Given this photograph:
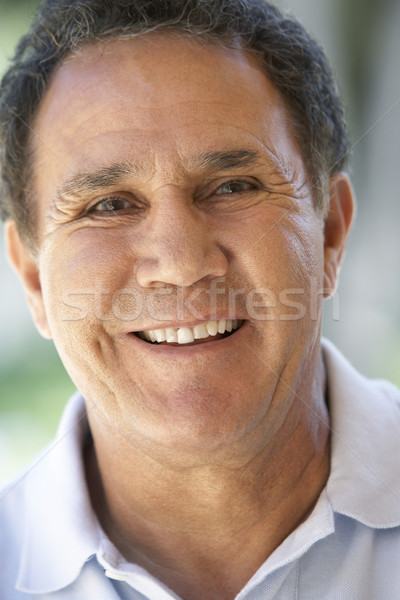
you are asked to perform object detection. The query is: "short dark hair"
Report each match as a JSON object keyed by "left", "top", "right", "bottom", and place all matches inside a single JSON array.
[{"left": 0, "top": 0, "right": 350, "bottom": 249}]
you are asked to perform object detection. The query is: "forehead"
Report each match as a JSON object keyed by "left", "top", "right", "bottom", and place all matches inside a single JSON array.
[{"left": 32, "top": 34, "right": 304, "bottom": 199}]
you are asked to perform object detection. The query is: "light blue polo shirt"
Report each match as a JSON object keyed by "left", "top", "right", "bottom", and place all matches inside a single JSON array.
[{"left": 1, "top": 339, "right": 400, "bottom": 599}]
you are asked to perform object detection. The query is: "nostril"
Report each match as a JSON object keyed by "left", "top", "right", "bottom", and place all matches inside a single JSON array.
[{"left": 134, "top": 227, "right": 229, "bottom": 289}]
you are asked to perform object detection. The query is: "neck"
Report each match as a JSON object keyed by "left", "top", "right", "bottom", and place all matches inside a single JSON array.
[{"left": 86, "top": 355, "right": 330, "bottom": 600}]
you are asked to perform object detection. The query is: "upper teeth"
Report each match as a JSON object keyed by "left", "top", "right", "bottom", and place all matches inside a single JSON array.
[{"left": 138, "top": 319, "right": 243, "bottom": 344}]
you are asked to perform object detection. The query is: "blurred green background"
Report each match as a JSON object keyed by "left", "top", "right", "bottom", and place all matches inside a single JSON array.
[
  {"left": 0, "top": 0, "right": 75, "bottom": 484},
  {"left": 0, "top": 0, "right": 399, "bottom": 483}
]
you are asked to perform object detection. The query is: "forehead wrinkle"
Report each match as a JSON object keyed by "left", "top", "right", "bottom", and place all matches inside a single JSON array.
[{"left": 52, "top": 141, "right": 302, "bottom": 214}]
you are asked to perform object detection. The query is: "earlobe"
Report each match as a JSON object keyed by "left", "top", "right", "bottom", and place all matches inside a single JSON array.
[
  {"left": 5, "top": 220, "right": 52, "bottom": 339},
  {"left": 323, "top": 172, "right": 355, "bottom": 298}
]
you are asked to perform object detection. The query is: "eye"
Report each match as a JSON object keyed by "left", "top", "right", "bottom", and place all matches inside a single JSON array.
[
  {"left": 89, "top": 195, "right": 131, "bottom": 214},
  {"left": 215, "top": 180, "right": 257, "bottom": 195}
]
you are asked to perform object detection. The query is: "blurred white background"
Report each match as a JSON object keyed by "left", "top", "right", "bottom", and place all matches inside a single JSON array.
[{"left": 1, "top": 0, "right": 399, "bottom": 483}]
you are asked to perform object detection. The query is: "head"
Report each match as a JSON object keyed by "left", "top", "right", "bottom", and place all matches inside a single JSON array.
[
  {"left": 1, "top": 1, "right": 354, "bottom": 465},
  {"left": 0, "top": 0, "right": 350, "bottom": 251}
]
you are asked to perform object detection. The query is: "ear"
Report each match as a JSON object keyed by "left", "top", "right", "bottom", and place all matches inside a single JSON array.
[
  {"left": 5, "top": 220, "right": 52, "bottom": 339},
  {"left": 323, "top": 172, "right": 355, "bottom": 298}
]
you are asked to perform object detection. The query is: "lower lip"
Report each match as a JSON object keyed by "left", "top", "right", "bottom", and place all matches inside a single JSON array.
[{"left": 126, "top": 320, "right": 250, "bottom": 357}]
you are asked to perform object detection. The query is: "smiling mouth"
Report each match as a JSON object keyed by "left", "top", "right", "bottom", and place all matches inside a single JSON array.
[{"left": 135, "top": 319, "right": 244, "bottom": 346}]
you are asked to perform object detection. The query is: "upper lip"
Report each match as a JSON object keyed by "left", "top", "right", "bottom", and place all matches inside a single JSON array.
[{"left": 127, "top": 316, "right": 246, "bottom": 333}]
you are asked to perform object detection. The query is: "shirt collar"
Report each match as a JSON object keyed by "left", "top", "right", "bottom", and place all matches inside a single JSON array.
[
  {"left": 16, "top": 392, "right": 100, "bottom": 594},
  {"left": 16, "top": 340, "right": 400, "bottom": 593},
  {"left": 323, "top": 338, "right": 400, "bottom": 527}
]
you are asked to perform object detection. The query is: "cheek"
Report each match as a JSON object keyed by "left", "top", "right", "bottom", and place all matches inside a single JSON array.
[
  {"left": 229, "top": 210, "right": 324, "bottom": 288},
  {"left": 226, "top": 210, "right": 324, "bottom": 327},
  {"left": 39, "top": 245, "right": 125, "bottom": 400},
  {"left": 37, "top": 233, "right": 138, "bottom": 392},
  {"left": 272, "top": 219, "right": 324, "bottom": 330},
  {"left": 41, "top": 229, "right": 136, "bottom": 326},
  {"left": 278, "top": 218, "right": 325, "bottom": 284}
]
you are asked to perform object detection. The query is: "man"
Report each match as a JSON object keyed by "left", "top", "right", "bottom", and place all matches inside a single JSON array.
[{"left": 0, "top": 1, "right": 399, "bottom": 598}]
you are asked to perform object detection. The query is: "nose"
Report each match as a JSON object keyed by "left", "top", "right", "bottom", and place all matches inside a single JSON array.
[{"left": 135, "top": 195, "right": 229, "bottom": 288}]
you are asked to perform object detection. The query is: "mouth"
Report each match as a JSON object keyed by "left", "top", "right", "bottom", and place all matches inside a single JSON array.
[{"left": 135, "top": 319, "right": 244, "bottom": 346}]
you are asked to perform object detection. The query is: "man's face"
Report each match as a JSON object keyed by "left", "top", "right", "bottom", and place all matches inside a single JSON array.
[{"left": 23, "top": 35, "right": 329, "bottom": 462}]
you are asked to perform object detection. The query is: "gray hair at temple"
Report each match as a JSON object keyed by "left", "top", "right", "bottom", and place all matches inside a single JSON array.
[{"left": 0, "top": 0, "right": 350, "bottom": 250}]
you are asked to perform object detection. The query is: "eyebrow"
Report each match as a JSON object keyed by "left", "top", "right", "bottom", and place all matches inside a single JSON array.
[
  {"left": 194, "top": 149, "right": 261, "bottom": 171},
  {"left": 56, "top": 148, "right": 266, "bottom": 205},
  {"left": 58, "top": 162, "right": 137, "bottom": 199}
]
